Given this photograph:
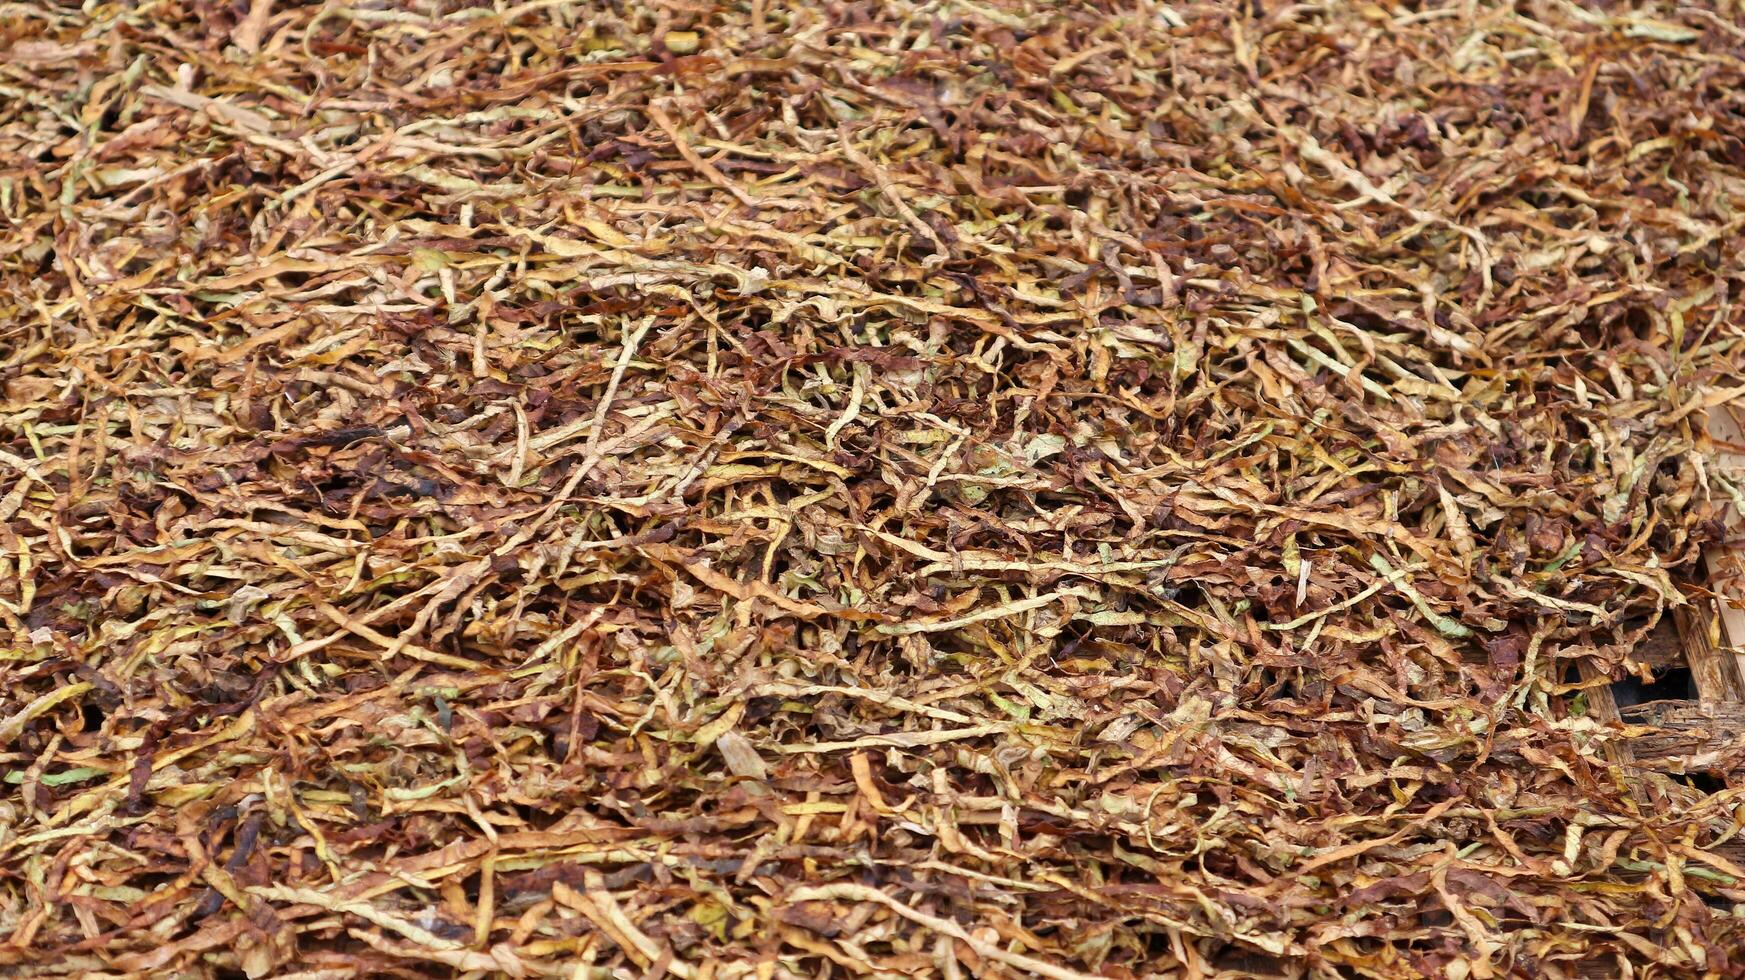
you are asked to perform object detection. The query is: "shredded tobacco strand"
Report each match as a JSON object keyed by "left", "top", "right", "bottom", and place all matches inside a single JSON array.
[{"left": 3, "top": 1, "right": 1745, "bottom": 977}]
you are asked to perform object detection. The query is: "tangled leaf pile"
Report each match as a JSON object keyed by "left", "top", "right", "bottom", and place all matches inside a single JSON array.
[{"left": 7, "top": 0, "right": 1745, "bottom": 976}]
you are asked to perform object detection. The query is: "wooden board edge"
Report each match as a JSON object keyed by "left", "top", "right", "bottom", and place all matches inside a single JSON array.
[{"left": 1702, "top": 405, "right": 1745, "bottom": 682}]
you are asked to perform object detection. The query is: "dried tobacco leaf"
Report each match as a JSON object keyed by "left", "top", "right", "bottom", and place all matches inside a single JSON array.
[{"left": 3, "top": 1, "right": 1745, "bottom": 977}]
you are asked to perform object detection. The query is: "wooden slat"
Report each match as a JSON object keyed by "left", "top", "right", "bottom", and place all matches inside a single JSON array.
[
  {"left": 1674, "top": 600, "right": 1745, "bottom": 704},
  {"left": 1617, "top": 702, "right": 1745, "bottom": 766},
  {"left": 1702, "top": 406, "right": 1745, "bottom": 666},
  {"left": 1575, "top": 660, "right": 1631, "bottom": 766},
  {"left": 1626, "top": 618, "right": 1686, "bottom": 670},
  {"left": 1579, "top": 408, "right": 1745, "bottom": 773}
]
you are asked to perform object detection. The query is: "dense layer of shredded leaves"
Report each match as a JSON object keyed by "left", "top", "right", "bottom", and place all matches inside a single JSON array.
[{"left": 6, "top": 1, "right": 1745, "bottom": 976}]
